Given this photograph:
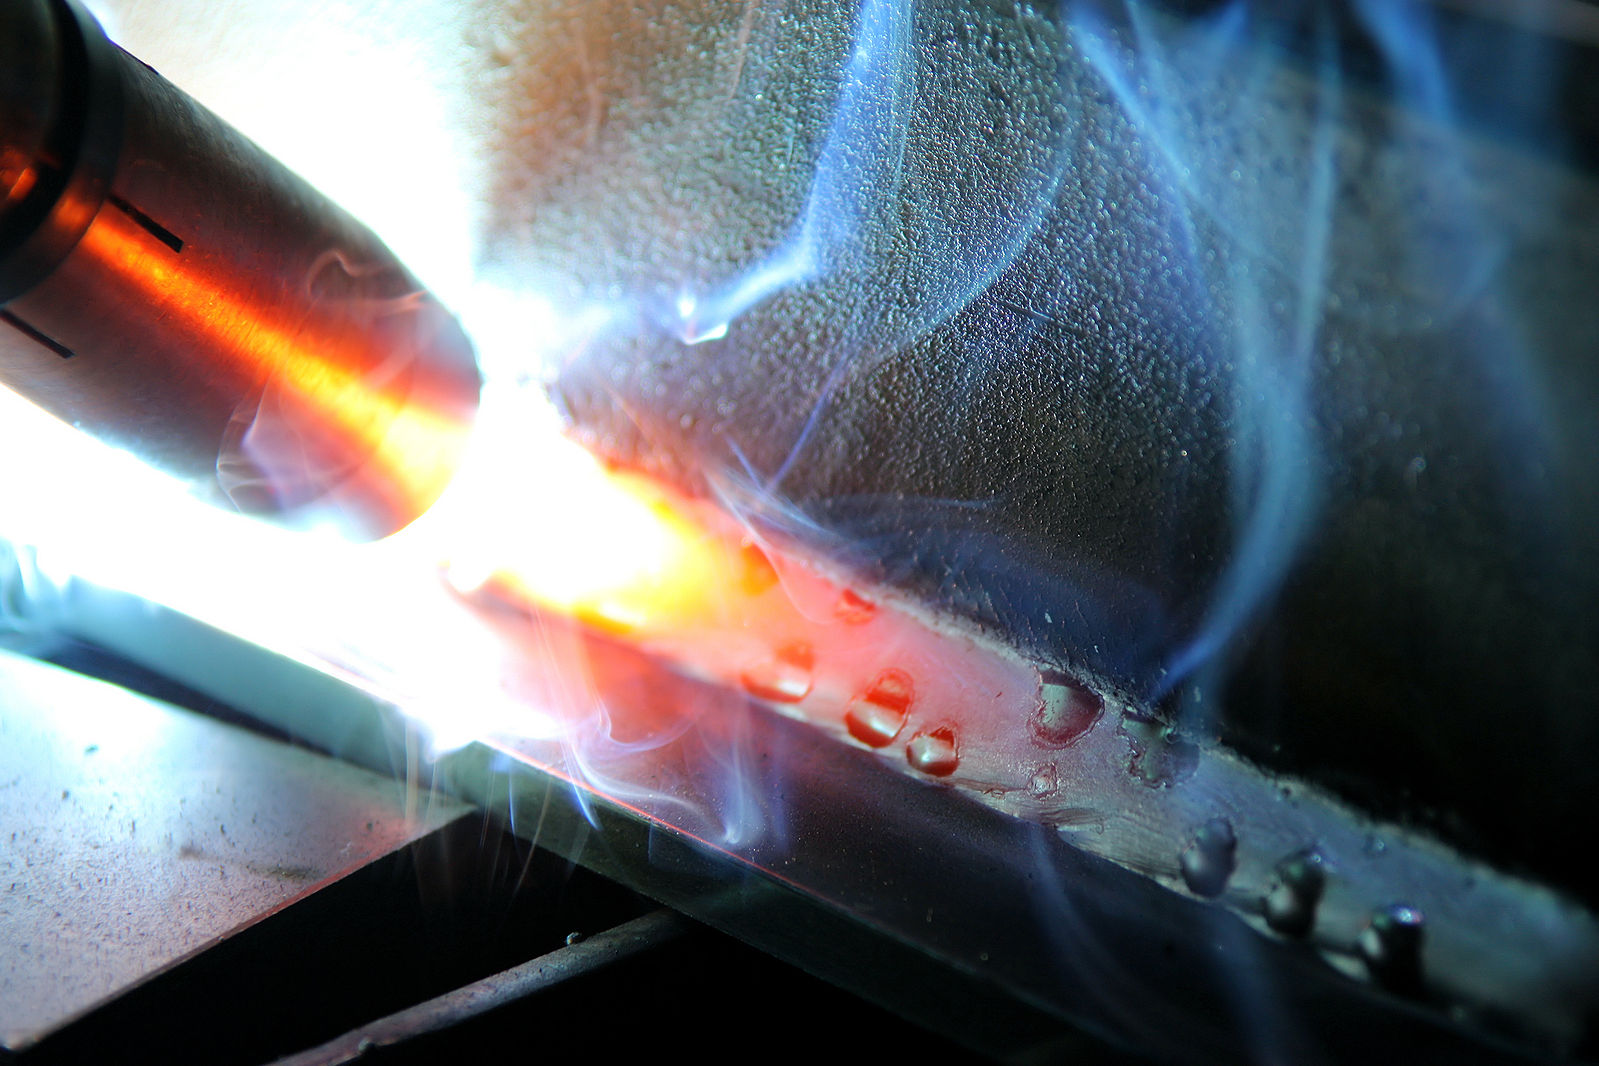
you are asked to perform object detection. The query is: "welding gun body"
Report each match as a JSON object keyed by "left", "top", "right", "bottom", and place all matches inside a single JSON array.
[{"left": 1, "top": 0, "right": 480, "bottom": 539}]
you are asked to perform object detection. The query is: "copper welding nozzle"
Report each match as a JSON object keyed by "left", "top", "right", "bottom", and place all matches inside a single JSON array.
[{"left": 0, "top": 0, "right": 480, "bottom": 540}]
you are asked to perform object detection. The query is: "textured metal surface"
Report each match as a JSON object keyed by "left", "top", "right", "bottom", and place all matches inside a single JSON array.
[
  {"left": 0, "top": 648, "right": 469, "bottom": 1052},
  {"left": 524, "top": 0, "right": 1599, "bottom": 905}
]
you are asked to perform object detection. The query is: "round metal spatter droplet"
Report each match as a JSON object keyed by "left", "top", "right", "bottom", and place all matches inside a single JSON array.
[
  {"left": 845, "top": 669, "right": 914, "bottom": 748},
  {"left": 1118, "top": 714, "right": 1199, "bottom": 788},
  {"left": 1263, "top": 849, "right": 1326, "bottom": 938},
  {"left": 1031, "top": 670, "right": 1104, "bottom": 748},
  {"left": 1179, "top": 818, "right": 1237, "bottom": 898},
  {"left": 740, "top": 641, "right": 815, "bottom": 704},
  {"left": 834, "top": 588, "right": 878, "bottom": 624},
  {"left": 906, "top": 727, "right": 960, "bottom": 777},
  {"left": 1358, "top": 904, "right": 1425, "bottom": 994},
  {"left": 738, "top": 542, "right": 779, "bottom": 595}
]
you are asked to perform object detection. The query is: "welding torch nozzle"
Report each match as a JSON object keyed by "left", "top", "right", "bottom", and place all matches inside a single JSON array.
[{"left": 1, "top": 0, "right": 481, "bottom": 540}]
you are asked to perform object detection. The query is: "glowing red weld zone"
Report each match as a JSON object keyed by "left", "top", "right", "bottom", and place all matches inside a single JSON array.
[
  {"left": 452, "top": 461, "right": 1105, "bottom": 808},
  {"left": 437, "top": 449, "right": 1599, "bottom": 1042}
]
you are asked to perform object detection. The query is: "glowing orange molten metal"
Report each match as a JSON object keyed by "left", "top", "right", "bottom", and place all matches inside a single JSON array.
[
  {"left": 444, "top": 432, "right": 740, "bottom": 637},
  {"left": 442, "top": 417, "right": 1047, "bottom": 795}
]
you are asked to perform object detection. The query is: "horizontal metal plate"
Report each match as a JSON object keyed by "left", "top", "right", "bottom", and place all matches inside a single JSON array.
[{"left": 0, "top": 649, "right": 469, "bottom": 1051}]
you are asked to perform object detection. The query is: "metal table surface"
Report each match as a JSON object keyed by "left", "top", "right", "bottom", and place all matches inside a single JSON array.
[{"left": 0, "top": 649, "right": 470, "bottom": 1053}]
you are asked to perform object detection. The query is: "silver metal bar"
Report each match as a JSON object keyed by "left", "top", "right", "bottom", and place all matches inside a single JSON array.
[{"left": 267, "top": 909, "right": 687, "bottom": 1066}]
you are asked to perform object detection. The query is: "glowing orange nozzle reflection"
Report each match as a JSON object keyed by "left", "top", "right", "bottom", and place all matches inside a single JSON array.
[
  {"left": 0, "top": 17, "right": 480, "bottom": 542},
  {"left": 70, "top": 212, "right": 479, "bottom": 539}
]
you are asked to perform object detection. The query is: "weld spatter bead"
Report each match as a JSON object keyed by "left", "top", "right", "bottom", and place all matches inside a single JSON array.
[
  {"left": 1263, "top": 849, "right": 1326, "bottom": 938},
  {"left": 1118, "top": 716, "right": 1200, "bottom": 788},
  {"left": 740, "top": 641, "right": 814, "bottom": 704},
  {"left": 845, "top": 669, "right": 915, "bottom": 748},
  {"left": 1031, "top": 670, "right": 1104, "bottom": 748},
  {"left": 835, "top": 588, "right": 878, "bottom": 624},
  {"left": 906, "top": 727, "right": 960, "bottom": 777},
  {"left": 862, "top": 668, "right": 913, "bottom": 712},
  {"left": 1179, "top": 818, "right": 1237, "bottom": 898},
  {"left": 846, "top": 703, "right": 904, "bottom": 747},
  {"left": 739, "top": 542, "right": 779, "bottom": 595},
  {"left": 1359, "top": 904, "right": 1425, "bottom": 995}
]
